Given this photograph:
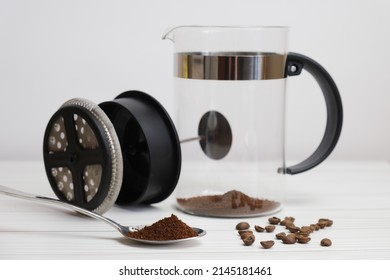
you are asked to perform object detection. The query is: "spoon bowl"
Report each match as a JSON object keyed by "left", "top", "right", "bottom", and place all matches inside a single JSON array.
[
  {"left": 0, "top": 185, "right": 206, "bottom": 244},
  {"left": 126, "top": 226, "right": 206, "bottom": 244}
]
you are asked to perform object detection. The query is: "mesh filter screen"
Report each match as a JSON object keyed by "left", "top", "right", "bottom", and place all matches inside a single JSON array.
[{"left": 47, "top": 114, "right": 102, "bottom": 203}]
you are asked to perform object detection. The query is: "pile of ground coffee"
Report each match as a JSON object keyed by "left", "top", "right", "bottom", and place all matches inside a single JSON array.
[
  {"left": 127, "top": 214, "right": 198, "bottom": 241},
  {"left": 177, "top": 190, "right": 280, "bottom": 217}
]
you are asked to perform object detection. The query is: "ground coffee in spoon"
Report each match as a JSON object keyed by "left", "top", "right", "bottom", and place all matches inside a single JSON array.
[{"left": 127, "top": 214, "right": 198, "bottom": 241}]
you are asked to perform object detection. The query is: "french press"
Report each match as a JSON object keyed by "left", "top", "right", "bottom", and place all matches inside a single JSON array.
[
  {"left": 42, "top": 26, "right": 342, "bottom": 218},
  {"left": 163, "top": 26, "right": 343, "bottom": 217}
]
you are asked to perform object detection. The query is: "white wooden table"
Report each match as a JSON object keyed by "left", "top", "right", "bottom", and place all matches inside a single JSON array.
[{"left": 0, "top": 160, "right": 389, "bottom": 260}]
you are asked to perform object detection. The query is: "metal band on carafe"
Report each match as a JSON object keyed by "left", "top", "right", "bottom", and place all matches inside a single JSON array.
[{"left": 174, "top": 52, "right": 286, "bottom": 80}]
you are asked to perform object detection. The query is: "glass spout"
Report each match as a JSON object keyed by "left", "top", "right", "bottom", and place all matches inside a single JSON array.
[
  {"left": 162, "top": 26, "right": 182, "bottom": 42},
  {"left": 162, "top": 28, "right": 173, "bottom": 41},
  {"left": 162, "top": 25, "right": 200, "bottom": 42}
]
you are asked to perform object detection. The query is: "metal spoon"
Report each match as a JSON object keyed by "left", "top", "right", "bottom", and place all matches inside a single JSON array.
[{"left": 0, "top": 185, "right": 206, "bottom": 244}]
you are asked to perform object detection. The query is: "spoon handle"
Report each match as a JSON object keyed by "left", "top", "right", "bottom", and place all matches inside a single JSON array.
[{"left": 0, "top": 184, "right": 123, "bottom": 233}]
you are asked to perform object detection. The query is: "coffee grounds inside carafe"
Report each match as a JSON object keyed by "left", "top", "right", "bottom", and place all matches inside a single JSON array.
[{"left": 177, "top": 190, "right": 280, "bottom": 217}]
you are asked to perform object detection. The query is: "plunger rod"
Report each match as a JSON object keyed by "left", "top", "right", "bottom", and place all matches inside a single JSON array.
[{"left": 180, "top": 136, "right": 204, "bottom": 144}]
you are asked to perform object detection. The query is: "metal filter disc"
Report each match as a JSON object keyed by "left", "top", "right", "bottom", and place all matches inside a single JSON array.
[{"left": 43, "top": 98, "right": 123, "bottom": 214}]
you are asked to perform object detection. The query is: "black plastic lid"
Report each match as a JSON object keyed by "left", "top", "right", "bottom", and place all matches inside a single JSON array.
[{"left": 99, "top": 90, "right": 181, "bottom": 205}]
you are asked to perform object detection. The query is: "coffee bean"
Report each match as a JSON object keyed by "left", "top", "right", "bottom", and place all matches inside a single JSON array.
[
  {"left": 297, "top": 236, "right": 311, "bottom": 244},
  {"left": 236, "top": 222, "right": 250, "bottom": 230},
  {"left": 238, "top": 230, "right": 253, "bottom": 236},
  {"left": 240, "top": 231, "right": 254, "bottom": 240},
  {"left": 279, "top": 220, "right": 288, "bottom": 226},
  {"left": 318, "top": 222, "right": 327, "bottom": 229},
  {"left": 319, "top": 218, "right": 333, "bottom": 227},
  {"left": 260, "top": 240, "right": 275, "bottom": 249},
  {"left": 280, "top": 216, "right": 294, "bottom": 226},
  {"left": 265, "top": 225, "right": 276, "bottom": 232},
  {"left": 321, "top": 238, "right": 332, "bottom": 247},
  {"left": 254, "top": 225, "right": 265, "bottom": 232},
  {"left": 275, "top": 232, "right": 286, "bottom": 240},
  {"left": 310, "top": 224, "right": 320, "bottom": 231},
  {"left": 282, "top": 234, "right": 297, "bottom": 244},
  {"left": 300, "top": 226, "right": 313, "bottom": 234},
  {"left": 284, "top": 216, "right": 295, "bottom": 223},
  {"left": 288, "top": 225, "right": 301, "bottom": 233},
  {"left": 268, "top": 217, "right": 281, "bottom": 225},
  {"left": 242, "top": 234, "right": 255, "bottom": 246},
  {"left": 295, "top": 232, "right": 309, "bottom": 239}
]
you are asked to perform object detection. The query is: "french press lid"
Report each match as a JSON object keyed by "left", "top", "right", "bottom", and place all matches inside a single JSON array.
[
  {"left": 100, "top": 91, "right": 181, "bottom": 205},
  {"left": 43, "top": 90, "right": 181, "bottom": 213}
]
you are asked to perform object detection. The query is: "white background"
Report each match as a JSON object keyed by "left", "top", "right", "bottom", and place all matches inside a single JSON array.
[{"left": 0, "top": 0, "right": 389, "bottom": 162}]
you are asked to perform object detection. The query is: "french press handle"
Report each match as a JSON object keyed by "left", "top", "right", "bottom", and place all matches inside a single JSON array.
[{"left": 284, "top": 52, "right": 343, "bottom": 175}]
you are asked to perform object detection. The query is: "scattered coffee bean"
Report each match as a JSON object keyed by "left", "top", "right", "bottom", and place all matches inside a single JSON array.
[
  {"left": 236, "top": 222, "right": 250, "bottom": 230},
  {"left": 260, "top": 240, "right": 275, "bottom": 249},
  {"left": 238, "top": 230, "right": 253, "bottom": 236},
  {"left": 297, "top": 236, "right": 311, "bottom": 244},
  {"left": 265, "top": 225, "right": 276, "bottom": 232},
  {"left": 240, "top": 231, "right": 254, "bottom": 240},
  {"left": 268, "top": 217, "right": 281, "bottom": 225},
  {"left": 279, "top": 220, "right": 287, "bottom": 226},
  {"left": 321, "top": 238, "right": 332, "bottom": 247},
  {"left": 317, "top": 221, "right": 327, "bottom": 229},
  {"left": 310, "top": 224, "right": 320, "bottom": 231},
  {"left": 319, "top": 218, "right": 333, "bottom": 227},
  {"left": 254, "top": 225, "right": 265, "bottom": 232},
  {"left": 295, "top": 232, "right": 309, "bottom": 239},
  {"left": 300, "top": 226, "right": 313, "bottom": 234},
  {"left": 282, "top": 233, "right": 297, "bottom": 244},
  {"left": 238, "top": 229, "right": 253, "bottom": 235},
  {"left": 284, "top": 222, "right": 293, "bottom": 229},
  {"left": 234, "top": 215, "right": 333, "bottom": 248},
  {"left": 275, "top": 232, "right": 286, "bottom": 240},
  {"left": 284, "top": 216, "right": 295, "bottom": 223},
  {"left": 288, "top": 225, "right": 301, "bottom": 233},
  {"left": 242, "top": 234, "right": 255, "bottom": 246},
  {"left": 279, "top": 216, "right": 293, "bottom": 226}
]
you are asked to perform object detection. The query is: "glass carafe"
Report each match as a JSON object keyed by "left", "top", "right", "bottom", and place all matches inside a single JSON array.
[{"left": 163, "top": 26, "right": 343, "bottom": 217}]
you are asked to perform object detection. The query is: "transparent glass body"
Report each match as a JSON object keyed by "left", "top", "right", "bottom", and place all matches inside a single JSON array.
[{"left": 164, "top": 26, "right": 289, "bottom": 217}]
